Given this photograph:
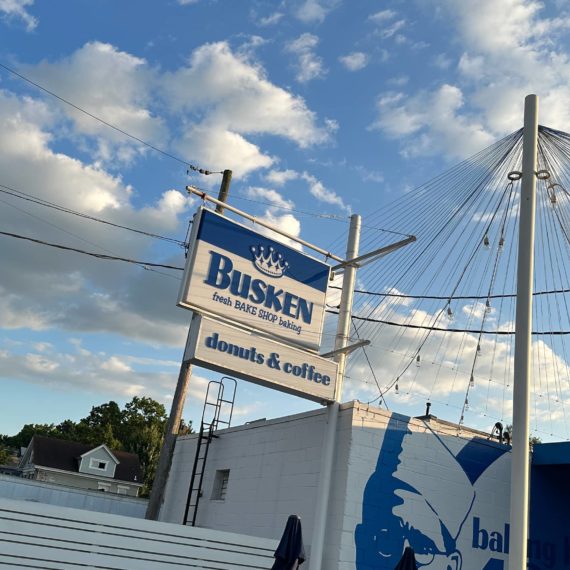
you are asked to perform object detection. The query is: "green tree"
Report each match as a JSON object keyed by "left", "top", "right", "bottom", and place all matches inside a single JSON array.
[
  {"left": 4, "top": 423, "right": 59, "bottom": 448},
  {"left": 503, "top": 424, "right": 542, "bottom": 447},
  {"left": 0, "top": 445, "right": 11, "bottom": 465},
  {"left": 4, "top": 397, "right": 182, "bottom": 497},
  {"left": 119, "top": 397, "right": 168, "bottom": 495}
]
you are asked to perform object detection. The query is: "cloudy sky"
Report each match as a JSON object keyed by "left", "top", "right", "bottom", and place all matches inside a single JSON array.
[{"left": 1, "top": 0, "right": 570, "bottom": 440}]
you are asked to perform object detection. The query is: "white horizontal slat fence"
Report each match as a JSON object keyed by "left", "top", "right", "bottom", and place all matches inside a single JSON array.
[{"left": 0, "top": 498, "right": 278, "bottom": 569}]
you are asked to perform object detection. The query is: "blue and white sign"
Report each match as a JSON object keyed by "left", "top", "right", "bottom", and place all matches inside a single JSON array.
[
  {"left": 184, "top": 314, "right": 338, "bottom": 403},
  {"left": 178, "top": 207, "right": 331, "bottom": 351}
]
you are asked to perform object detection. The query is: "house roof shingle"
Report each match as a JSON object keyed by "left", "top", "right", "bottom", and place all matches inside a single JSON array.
[{"left": 29, "top": 435, "right": 143, "bottom": 484}]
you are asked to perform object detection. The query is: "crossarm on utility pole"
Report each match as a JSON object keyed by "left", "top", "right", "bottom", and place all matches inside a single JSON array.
[{"left": 330, "top": 235, "right": 415, "bottom": 274}]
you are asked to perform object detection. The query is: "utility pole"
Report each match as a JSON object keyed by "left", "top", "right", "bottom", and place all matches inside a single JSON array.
[
  {"left": 216, "top": 170, "right": 232, "bottom": 214},
  {"left": 146, "top": 169, "right": 232, "bottom": 521},
  {"left": 509, "top": 94, "right": 538, "bottom": 570},
  {"left": 309, "top": 214, "right": 361, "bottom": 570}
]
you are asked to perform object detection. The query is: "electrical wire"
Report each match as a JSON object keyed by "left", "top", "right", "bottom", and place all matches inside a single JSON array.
[
  {"left": 0, "top": 230, "right": 184, "bottom": 271},
  {"left": 0, "top": 61, "right": 215, "bottom": 175},
  {"left": 0, "top": 182, "right": 187, "bottom": 246}
]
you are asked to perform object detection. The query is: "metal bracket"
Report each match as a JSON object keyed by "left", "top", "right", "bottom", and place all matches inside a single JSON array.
[
  {"left": 330, "top": 235, "right": 416, "bottom": 275},
  {"left": 320, "top": 339, "right": 370, "bottom": 358}
]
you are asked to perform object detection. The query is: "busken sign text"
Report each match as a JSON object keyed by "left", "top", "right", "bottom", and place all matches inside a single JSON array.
[
  {"left": 177, "top": 208, "right": 330, "bottom": 351},
  {"left": 205, "top": 251, "right": 313, "bottom": 334}
]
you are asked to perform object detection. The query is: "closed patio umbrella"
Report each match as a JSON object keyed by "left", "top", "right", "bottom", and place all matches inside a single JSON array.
[
  {"left": 271, "top": 515, "right": 305, "bottom": 569},
  {"left": 394, "top": 546, "right": 418, "bottom": 570}
]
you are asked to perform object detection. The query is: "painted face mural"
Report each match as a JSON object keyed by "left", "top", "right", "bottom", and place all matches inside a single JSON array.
[{"left": 355, "top": 414, "right": 509, "bottom": 570}]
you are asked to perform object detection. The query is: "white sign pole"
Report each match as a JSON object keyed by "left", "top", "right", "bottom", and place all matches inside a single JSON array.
[
  {"left": 309, "top": 214, "right": 361, "bottom": 570},
  {"left": 509, "top": 94, "right": 538, "bottom": 570}
]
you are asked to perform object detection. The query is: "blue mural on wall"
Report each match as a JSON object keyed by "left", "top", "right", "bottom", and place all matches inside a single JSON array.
[{"left": 355, "top": 413, "right": 509, "bottom": 570}]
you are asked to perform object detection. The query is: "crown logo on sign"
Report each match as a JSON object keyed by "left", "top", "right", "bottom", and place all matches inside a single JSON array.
[{"left": 250, "top": 245, "right": 289, "bottom": 278}]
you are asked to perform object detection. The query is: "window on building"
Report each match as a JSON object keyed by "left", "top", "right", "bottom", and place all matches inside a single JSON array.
[
  {"left": 90, "top": 458, "right": 108, "bottom": 471},
  {"left": 211, "top": 469, "right": 230, "bottom": 501},
  {"left": 117, "top": 485, "right": 129, "bottom": 495},
  {"left": 98, "top": 482, "right": 111, "bottom": 492}
]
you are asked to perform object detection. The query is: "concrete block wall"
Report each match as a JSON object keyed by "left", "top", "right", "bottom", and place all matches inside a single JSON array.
[
  {"left": 160, "top": 407, "right": 329, "bottom": 547},
  {"left": 161, "top": 402, "right": 514, "bottom": 570},
  {"left": 346, "top": 404, "right": 512, "bottom": 570}
]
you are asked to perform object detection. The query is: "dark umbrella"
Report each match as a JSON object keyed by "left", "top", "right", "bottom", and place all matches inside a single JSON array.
[
  {"left": 271, "top": 515, "right": 306, "bottom": 569},
  {"left": 394, "top": 547, "right": 418, "bottom": 570}
]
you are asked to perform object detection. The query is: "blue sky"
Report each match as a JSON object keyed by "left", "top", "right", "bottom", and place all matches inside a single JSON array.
[{"left": 1, "top": 0, "right": 570, "bottom": 441}]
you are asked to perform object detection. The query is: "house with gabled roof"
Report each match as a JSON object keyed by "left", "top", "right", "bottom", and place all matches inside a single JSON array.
[{"left": 19, "top": 435, "right": 143, "bottom": 497}]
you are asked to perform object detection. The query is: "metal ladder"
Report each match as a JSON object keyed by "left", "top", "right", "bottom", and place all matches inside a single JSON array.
[{"left": 183, "top": 376, "right": 236, "bottom": 526}]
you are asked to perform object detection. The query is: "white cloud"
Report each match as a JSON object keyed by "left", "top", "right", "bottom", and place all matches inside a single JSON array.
[
  {"left": 380, "top": 0, "right": 570, "bottom": 161},
  {"left": 262, "top": 168, "right": 349, "bottom": 211},
  {"left": 23, "top": 42, "right": 166, "bottom": 166},
  {"left": 387, "top": 75, "right": 409, "bottom": 86},
  {"left": 295, "top": 0, "right": 340, "bottom": 24},
  {"left": 163, "top": 41, "right": 332, "bottom": 149},
  {"left": 265, "top": 169, "right": 300, "bottom": 186},
  {"left": 241, "top": 186, "right": 302, "bottom": 248},
  {"left": 378, "top": 19, "right": 407, "bottom": 40},
  {"left": 101, "top": 356, "right": 133, "bottom": 373},
  {"left": 0, "top": 0, "right": 37, "bottom": 30},
  {"left": 301, "top": 172, "right": 349, "bottom": 211},
  {"left": 175, "top": 123, "right": 275, "bottom": 178},
  {"left": 370, "top": 85, "right": 494, "bottom": 159},
  {"left": 244, "top": 186, "right": 295, "bottom": 210},
  {"left": 0, "top": 87, "right": 193, "bottom": 348},
  {"left": 368, "top": 9, "right": 396, "bottom": 23},
  {"left": 339, "top": 52, "right": 369, "bottom": 71},
  {"left": 258, "top": 11, "right": 284, "bottom": 26},
  {"left": 433, "top": 53, "right": 453, "bottom": 70},
  {"left": 285, "top": 33, "right": 327, "bottom": 83},
  {"left": 21, "top": 40, "right": 332, "bottom": 177}
]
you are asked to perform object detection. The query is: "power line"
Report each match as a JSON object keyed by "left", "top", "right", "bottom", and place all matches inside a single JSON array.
[
  {"left": 0, "top": 61, "right": 215, "bottom": 174},
  {"left": 0, "top": 182, "right": 187, "bottom": 246},
  {"left": 0, "top": 230, "right": 184, "bottom": 271},
  {"left": 233, "top": 195, "right": 413, "bottom": 237},
  {"left": 326, "top": 310, "right": 570, "bottom": 335},
  {"left": 331, "top": 285, "right": 570, "bottom": 301}
]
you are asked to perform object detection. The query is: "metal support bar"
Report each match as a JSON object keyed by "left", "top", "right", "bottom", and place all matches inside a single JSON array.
[
  {"left": 320, "top": 339, "right": 370, "bottom": 359},
  {"left": 330, "top": 235, "right": 416, "bottom": 273},
  {"left": 309, "top": 214, "right": 361, "bottom": 570},
  {"left": 509, "top": 94, "right": 538, "bottom": 570},
  {"left": 186, "top": 186, "right": 343, "bottom": 262}
]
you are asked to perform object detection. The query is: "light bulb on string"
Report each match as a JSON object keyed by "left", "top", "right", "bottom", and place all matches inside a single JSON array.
[
  {"left": 465, "top": 398, "right": 469, "bottom": 410},
  {"left": 416, "top": 354, "right": 421, "bottom": 367},
  {"left": 498, "top": 236, "right": 505, "bottom": 251},
  {"left": 485, "top": 300, "right": 491, "bottom": 314},
  {"left": 483, "top": 235, "right": 490, "bottom": 249},
  {"left": 447, "top": 304, "right": 454, "bottom": 320},
  {"left": 395, "top": 379, "right": 400, "bottom": 394},
  {"left": 470, "top": 374, "right": 475, "bottom": 387},
  {"left": 477, "top": 343, "right": 481, "bottom": 354}
]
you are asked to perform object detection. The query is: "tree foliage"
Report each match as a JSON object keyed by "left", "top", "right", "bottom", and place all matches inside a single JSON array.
[
  {"left": 503, "top": 424, "right": 542, "bottom": 447},
  {"left": 1, "top": 397, "right": 188, "bottom": 496}
]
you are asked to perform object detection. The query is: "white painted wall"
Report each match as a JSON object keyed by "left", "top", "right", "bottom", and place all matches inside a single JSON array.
[
  {"left": 161, "top": 402, "right": 512, "bottom": 570},
  {"left": 0, "top": 474, "right": 147, "bottom": 517},
  {"left": 161, "top": 407, "right": 329, "bottom": 549}
]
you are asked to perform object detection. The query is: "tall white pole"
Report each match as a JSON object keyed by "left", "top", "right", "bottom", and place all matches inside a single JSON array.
[
  {"left": 309, "top": 214, "right": 361, "bottom": 570},
  {"left": 509, "top": 94, "right": 538, "bottom": 570}
]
